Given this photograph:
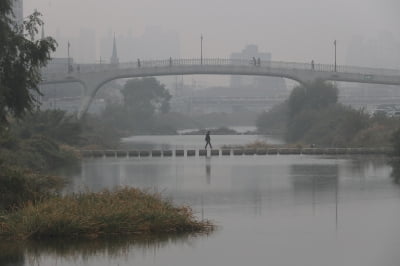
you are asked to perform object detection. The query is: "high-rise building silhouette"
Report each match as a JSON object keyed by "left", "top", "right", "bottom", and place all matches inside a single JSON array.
[
  {"left": 11, "top": 0, "right": 23, "bottom": 25},
  {"left": 110, "top": 34, "right": 119, "bottom": 65},
  {"left": 230, "top": 45, "right": 286, "bottom": 93}
]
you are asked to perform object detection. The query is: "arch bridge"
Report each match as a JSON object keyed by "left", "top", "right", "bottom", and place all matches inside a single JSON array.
[{"left": 41, "top": 58, "right": 400, "bottom": 119}]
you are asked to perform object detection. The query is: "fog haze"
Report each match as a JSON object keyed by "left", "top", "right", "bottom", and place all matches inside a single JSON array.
[{"left": 25, "top": 0, "right": 399, "bottom": 66}]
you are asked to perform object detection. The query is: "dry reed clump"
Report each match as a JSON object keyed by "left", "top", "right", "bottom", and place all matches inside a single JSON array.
[
  {"left": 244, "top": 141, "right": 274, "bottom": 149},
  {"left": 0, "top": 187, "right": 213, "bottom": 240}
]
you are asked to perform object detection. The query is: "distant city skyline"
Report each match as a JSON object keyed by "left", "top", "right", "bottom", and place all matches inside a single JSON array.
[
  {"left": 25, "top": 0, "right": 399, "bottom": 67},
  {"left": 50, "top": 26, "right": 180, "bottom": 64},
  {"left": 46, "top": 26, "right": 400, "bottom": 70}
]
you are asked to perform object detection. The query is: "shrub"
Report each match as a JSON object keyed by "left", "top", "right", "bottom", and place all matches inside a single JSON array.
[
  {"left": 0, "top": 187, "right": 213, "bottom": 239},
  {"left": 0, "top": 165, "right": 65, "bottom": 210}
]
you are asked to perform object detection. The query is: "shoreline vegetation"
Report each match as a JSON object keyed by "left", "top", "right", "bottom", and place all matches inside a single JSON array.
[
  {"left": 0, "top": 187, "right": 213, "bottom": 240},
  {"left": 256, "top": 80, "right": 400, "bottom": 149},
  {"left": 0, "top": 110, "right": 214, "bottom": 240}
]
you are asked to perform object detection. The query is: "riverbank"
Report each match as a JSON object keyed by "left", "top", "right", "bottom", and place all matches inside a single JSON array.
[
  {"left": 0, "top": 110, "right": 213, "bottom": 240},
  {"left": 0, "top": 187, "right": 213, "bottom": 240},
  {"left": 256, "top": 81, "right": 400, "bottom": 149}
]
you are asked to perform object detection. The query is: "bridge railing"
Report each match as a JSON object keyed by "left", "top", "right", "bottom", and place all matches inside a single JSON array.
[{"left": 41, "top": 58, "right": 400, "bottom": 79}]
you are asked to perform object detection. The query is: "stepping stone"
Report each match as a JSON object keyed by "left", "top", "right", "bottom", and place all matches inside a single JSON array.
[
  {"left": 163, "top": 150, "right": 173, "bottom": 157},
  {"left": 152, "top": 150, "right": 162, "bottom": 157},
  {"left": 211, "top": 149, "right": 220, "bottom": 156},
  {"left": 199, "top": 149, "right": 207, "bottom": 156},
  {"left": 221, "top": 149, "right": 231, "bottom": 156},
  {"left": 140, "top": 151, "right": 150, "bottom": 157},
  {"left": 128, "top": 150, "right": 139, "bottom": 157},
  {"left": 187, "top": 150, "right": 196, "bottom": 156},
  {"left": 175, "top": 150, "right": 184, "bottom": 157}
]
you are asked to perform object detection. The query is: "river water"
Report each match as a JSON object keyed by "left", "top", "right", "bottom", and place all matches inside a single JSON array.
[{"left": 4, "top": 134, "right": 400, "bottom": 266}]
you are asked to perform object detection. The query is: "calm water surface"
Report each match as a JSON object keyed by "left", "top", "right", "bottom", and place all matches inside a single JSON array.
[{"left": 5, "top": 135, "right": 400, "bottom": 266}]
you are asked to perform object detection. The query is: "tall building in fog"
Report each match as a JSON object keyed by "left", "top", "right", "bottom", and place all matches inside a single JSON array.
[
  {"left": 346, "top": 32, "right": 400, "bottom": 69},
  {"left": 110, "top": 34, "right": 119, "bottom": 65},
  {"left": 77, "top": 28, "right": 96, "bottom": 63},
  {"left": 230, "top": 45, "right": 286, "bottom": 93},
  {"left": 11, "top": 0, "right": 23, "bottom": 24},
  {"left": 100, "top": 26, "right": 180, "bottom": 62},
  {"left": 230, "top": 45, "right": 271, "bottom": 88},
  {"left": 51, "top": 28, "right": 96, "bottom": 63}
]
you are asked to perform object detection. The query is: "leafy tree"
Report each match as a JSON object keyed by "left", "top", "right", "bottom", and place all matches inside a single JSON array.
[
  {"left": 256, "top": 101, "right": 288, "bottom": 135},
  {"left": 13, "top": 109, "right": 82, "bottom": 145},
  {"left": 122, "top": 77, "right": 171, "bottom": 115},
  {"left": 0, "top": 1, "right": 57, "bottom": 126},
  {"left": 391, "top": 128, "right": 400, "bottom": 156},
  {"left": 117, "top": 77, "right": 171, "bottom": 131},
  {"left": 288, "top": 80, "right": 338, "bottom": 118}
]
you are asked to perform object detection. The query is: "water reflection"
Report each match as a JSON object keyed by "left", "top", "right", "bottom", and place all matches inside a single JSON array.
[
  {"left": 343, "top": 155, "right": 388, "bottom": 178},
  {"left": 205, "top": 157, "right": 211, "bottom": 185},
  {"left": 51, "top": 155, "right": 400, "bottom": 266},
  {"left": 389, "top": 159, "right": 400, "bottom": 184},
  {"left": 290, "top": 164, "right": 339, "bottom": 229},
  {"left": 0, "top": 242, "right": 25, "bottom": 266},
  {"left": 2, "top": 233, "right": 213, "bottom": 266}
]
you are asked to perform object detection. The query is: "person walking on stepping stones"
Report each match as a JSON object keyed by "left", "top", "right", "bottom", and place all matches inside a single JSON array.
[{"left": 205, "top": 131, "right": 212, "bottom": 149}]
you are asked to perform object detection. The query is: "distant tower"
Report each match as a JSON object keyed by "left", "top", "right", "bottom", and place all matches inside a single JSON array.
[
  {"left": 41, "top": 24, "right": 45, "bottom": 39},
  {"left": 11, "top": 0, "right": 23, "bottom": 25},
  {"left": 110, "top": 34, "right": 119, "bottom": 65}
]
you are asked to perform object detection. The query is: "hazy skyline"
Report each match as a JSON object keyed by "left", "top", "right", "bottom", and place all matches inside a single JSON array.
[{"left": 25, "top": 0, "right": 399, "bottom": 66}]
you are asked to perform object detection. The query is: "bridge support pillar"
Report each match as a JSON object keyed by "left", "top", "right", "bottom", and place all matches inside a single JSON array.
[{"left": 77, "top": 77, "right": 103, "bottom": 119}]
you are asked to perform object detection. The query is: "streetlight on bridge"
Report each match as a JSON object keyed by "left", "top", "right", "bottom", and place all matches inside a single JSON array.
[
  {"left": 67, "top": 41, "right": 71, "bottom": 74},
  {"left": 201, "top": 34, "right": 203, "bottom": 65},
  {"left": 334, "top": 40, "right": 337, "bottom": 72}
]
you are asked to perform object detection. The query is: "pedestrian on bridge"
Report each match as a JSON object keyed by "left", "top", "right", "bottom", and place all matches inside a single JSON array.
[{"left": 205, "top": 131, "right": 212, "bottom": 149}]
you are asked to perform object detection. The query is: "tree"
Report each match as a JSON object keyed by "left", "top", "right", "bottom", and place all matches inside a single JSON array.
[
  {"left": 391, "top": 128, "right": 400, "bottom": 156},
  {"left": 0, "top": 1, "right": 57, "bottom": 126},
  {"left": 120, "top": 77, "right": 171, "bottom": 131},
  {"left": 256, "top": 101, "right": 288, "bottom": 135},
  {"left": 122, "top": 77, "right": 171, "bottom": 115},
  {"left": 288, "top": 80, "right": 338, "bottom": 118}
]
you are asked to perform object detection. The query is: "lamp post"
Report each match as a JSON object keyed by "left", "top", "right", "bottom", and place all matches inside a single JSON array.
[
  {"left": 201, "top": 34, "right": 203, "bottom": 65},
  {"left": 67, "top": 41, "right": 71, "bottom": 74},
  {"left": 334, "top": 40, "right": 337, "bottom": 72}
]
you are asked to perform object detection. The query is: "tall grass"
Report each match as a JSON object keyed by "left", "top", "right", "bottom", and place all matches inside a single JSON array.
[
  {"left": 0, "top": 165, "right": 65, "bottom": 210},
  {"left": 0, "top": 187, "right": 213, "bottom": 240}
]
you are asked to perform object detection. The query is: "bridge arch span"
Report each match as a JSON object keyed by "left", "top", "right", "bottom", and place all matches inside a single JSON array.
[
  {"left": 78, "top": 67, "right": 308, "bottom": 118},
  {"left": 40, "top": 58, "right": 400, "bottom": 119}
]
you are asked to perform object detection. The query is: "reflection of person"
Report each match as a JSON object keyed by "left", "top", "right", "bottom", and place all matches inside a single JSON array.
[
  {"left": 205, "top": 131, "right": 212, "bottom": 149},
  {"left": 206, "top": 157, "right": 211, "bottom": 185}
]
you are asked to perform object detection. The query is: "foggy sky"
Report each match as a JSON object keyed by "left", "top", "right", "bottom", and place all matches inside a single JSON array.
[{"left": 25, "top": 0, "right": 399, "bottom": 65}]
